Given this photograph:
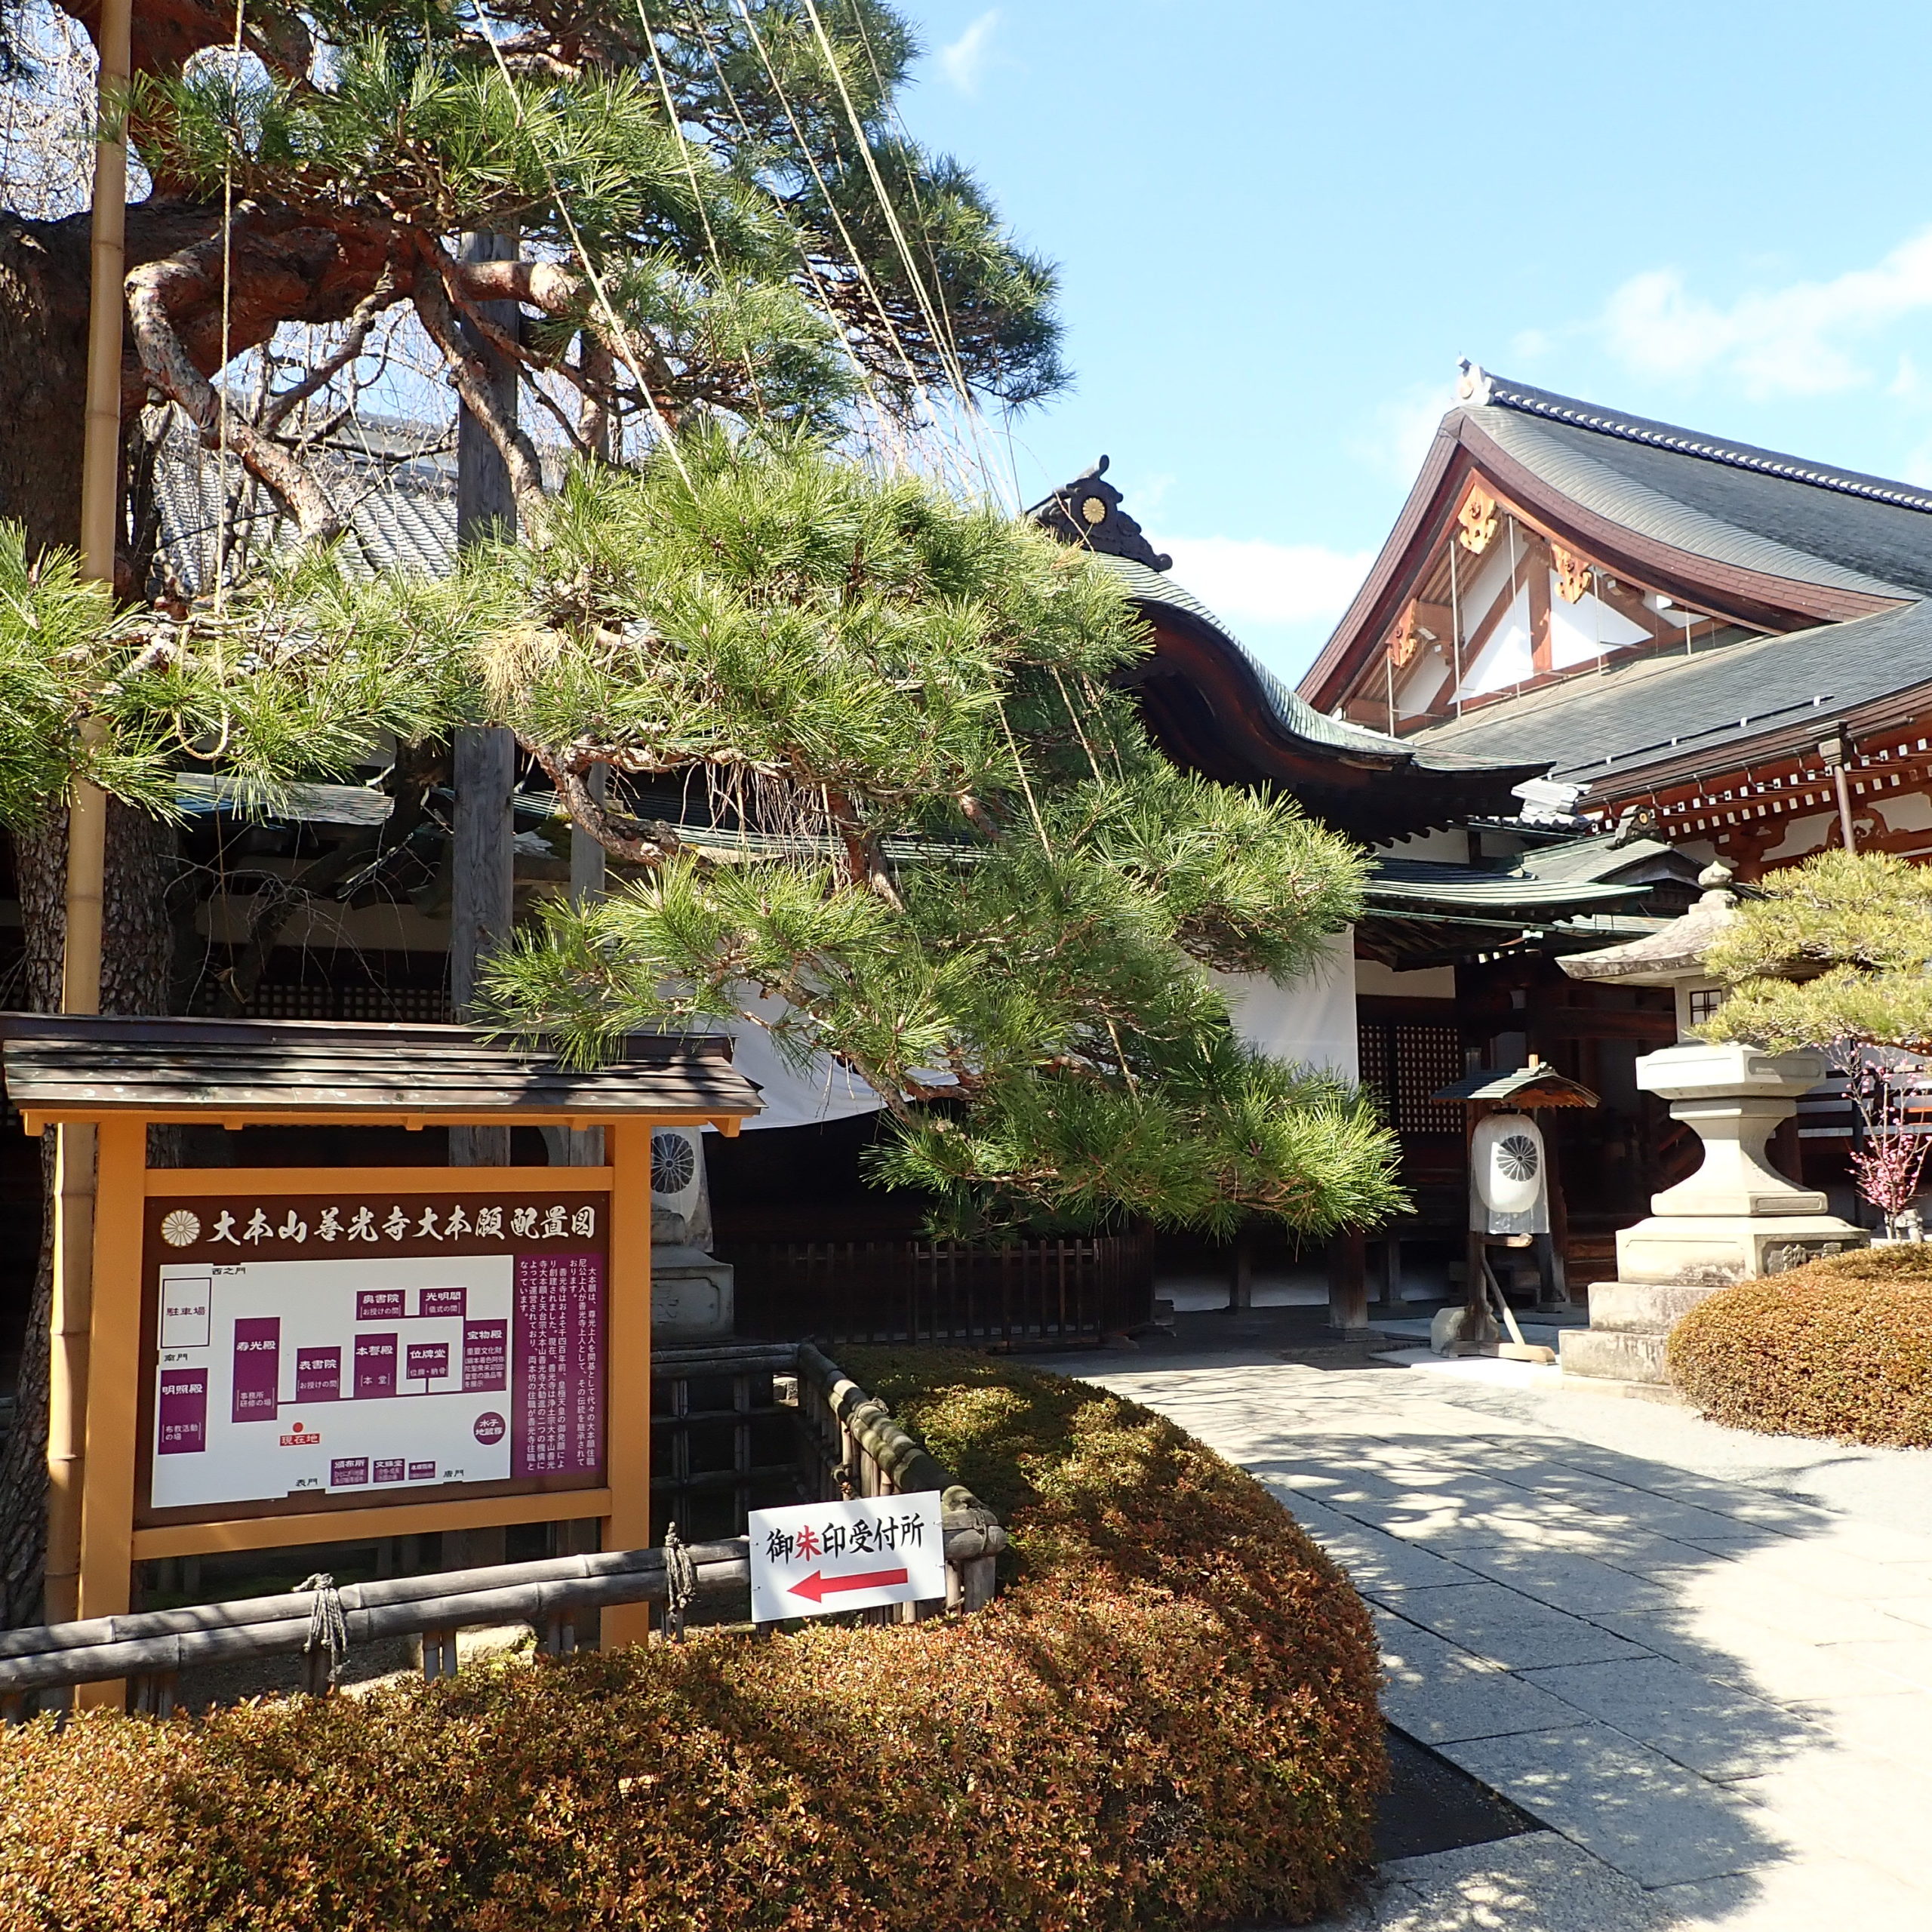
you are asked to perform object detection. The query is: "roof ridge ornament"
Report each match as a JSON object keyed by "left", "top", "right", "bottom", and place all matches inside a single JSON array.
[
  {"left": 1025, "top": 456, "right": 1174, "bottom": 571},
  {"left": 1456, "top": 358, "right": 1494, "bottom": 406}
]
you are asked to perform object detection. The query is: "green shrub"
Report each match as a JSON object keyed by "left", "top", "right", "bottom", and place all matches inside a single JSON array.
[
  {"left": 0, "top": 1351, "right": 1382, "bottom": 1931},
  {"left": 1668, "top": 1246, "right": 1932, "bottom": 1444}
]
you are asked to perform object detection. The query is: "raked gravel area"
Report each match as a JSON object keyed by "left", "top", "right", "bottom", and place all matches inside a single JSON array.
[{"left": 1041, "top": 1336, "right": 1932, "bottom": 1931}]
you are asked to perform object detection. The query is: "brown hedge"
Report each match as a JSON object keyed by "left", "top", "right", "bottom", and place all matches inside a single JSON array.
[
  {"left": 0, "top": 1349, "right": 1383, "bottom": 1932},
  {"left": 1668, "top": 1245, "right": 1932, "bottom": 1444}
]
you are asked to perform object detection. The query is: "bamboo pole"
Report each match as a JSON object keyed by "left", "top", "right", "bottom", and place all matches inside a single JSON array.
[
  {"left": 601, "top": 1120, "right": 654, "bottom": 1648},
  {"left": 45, "top": 0, "right": 131, "bottom": 1628},
  {"left": 71, "top": 1118, "right": 146, "bottom": 1708}
]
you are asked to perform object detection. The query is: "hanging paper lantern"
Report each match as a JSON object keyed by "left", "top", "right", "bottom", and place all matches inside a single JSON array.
[{"left": 1471, "top": 1112, "right": 1549, "bottom": 1232}]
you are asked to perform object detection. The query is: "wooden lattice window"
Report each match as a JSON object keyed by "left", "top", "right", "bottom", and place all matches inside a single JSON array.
[{"left": 1358, "top": 1019, "right": 1464, "bottom": 1134}]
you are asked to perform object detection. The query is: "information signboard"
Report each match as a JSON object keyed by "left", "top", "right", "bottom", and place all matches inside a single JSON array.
[
  {"left": 140, "top": 1187, "right": 609, "bottom": 1524},
  {"left": 748, "top": 1491, "right": 946, "bottom": 1622}
]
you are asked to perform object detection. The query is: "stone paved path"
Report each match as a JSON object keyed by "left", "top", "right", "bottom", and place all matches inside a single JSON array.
[{"left": 1048, "top": 1343, "right": 1932, "bottom": 1930}]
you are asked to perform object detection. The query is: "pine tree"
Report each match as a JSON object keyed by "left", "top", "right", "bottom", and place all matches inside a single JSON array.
[
  {"left": 0, "top": 0, "right": 1061, "bottom": 1620},
  {"left": 1701, "top": 849, "right": 1932, "bottom": 1054},
  {"left": 263, "top": 431, "right": 1409, "bottom": 1235},
  {"left": 0, "top": 0, "right": 1062, "bottom": 567}
]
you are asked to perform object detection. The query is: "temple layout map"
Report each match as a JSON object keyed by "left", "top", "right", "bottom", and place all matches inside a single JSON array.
[{"left": 143, "top": 1190, "right": 607, "bottom": 1517}]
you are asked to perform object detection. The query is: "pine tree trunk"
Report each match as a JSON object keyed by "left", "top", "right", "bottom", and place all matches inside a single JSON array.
[
  {"left": 0, "top": 801, "right": 177, "bottom": 1625},
  {"left": 0, "top": 214, "right": 92, "bottom": 568}
]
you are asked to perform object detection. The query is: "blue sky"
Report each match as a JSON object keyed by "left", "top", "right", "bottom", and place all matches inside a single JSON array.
[{"left": 897, "top": 2, "right": 1932, "bottom": 683}]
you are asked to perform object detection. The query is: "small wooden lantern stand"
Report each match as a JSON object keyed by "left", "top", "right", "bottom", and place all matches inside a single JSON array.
[{"left": 1432, "top": 1057, "right": 1599, "bottom": 1342}]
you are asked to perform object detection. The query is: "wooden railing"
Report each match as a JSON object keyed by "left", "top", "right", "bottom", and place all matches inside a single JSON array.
[
  {"left": 653, "top": 1342, "right": 1005, "bottom": 1611},
  {"left": 1, "top": 1344, "right": 1006, "bottom": 1717},
  {"left": 728, "top": 1233, "right": 1154, "bottom": 1349},
  {"left": 0, "top": 1540, "right": 749, "bottom": 1719}
]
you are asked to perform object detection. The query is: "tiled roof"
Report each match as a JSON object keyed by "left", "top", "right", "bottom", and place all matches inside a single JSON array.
[
  {"left": 1367, "top": 855, "right": 1644, "bottom": 914},
  {"left": 1412, "top": 598, "right": 1932, "bottom": 783},
  {"left": 153, "top": 419, "right": 460, "bottom": 593},
  {"left": 1100, "top": 555, "right": 1515, "bottom": 777},
  {"left": 1469, "top": 371, "right": 1932, "bottom": 598},
  {"left": 0, "top": 1014, "right": 762, "bottom": 1121}
]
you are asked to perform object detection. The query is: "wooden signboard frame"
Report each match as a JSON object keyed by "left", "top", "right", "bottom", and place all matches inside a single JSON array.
[
  {"left": 2, "top": 1012, "right": 759, "bottom": 1709},
  {"left": 16, "top": 1103, "right": 737, "bottom": 1709},
  {"left": 134, "top": 1166, "right": 615, "bottom": 1543}
]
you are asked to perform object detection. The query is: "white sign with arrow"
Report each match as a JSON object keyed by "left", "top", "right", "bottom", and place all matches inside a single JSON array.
[{"left": 748, "top": 1491, "right": 947, "bottom": 1623}]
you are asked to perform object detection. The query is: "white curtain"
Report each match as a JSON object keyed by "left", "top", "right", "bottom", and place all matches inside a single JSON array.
[
  {"left": 1211, "top": 928, "right": 1360, "bottom": 1081},
  {"left": 721, "top": 928, "right": 1361, "bottom": 1131},
  {"left": 709, "top": 990, "right": 890, "bottom": 1132}
]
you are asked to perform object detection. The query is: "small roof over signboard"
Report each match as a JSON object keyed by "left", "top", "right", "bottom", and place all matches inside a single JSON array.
[
  {"left": 0, "top": 1015, "right": 762, "bottom": 1134},
  {"left": 1430, "top": 1063, "right": 1600, "bottom": 1109}
]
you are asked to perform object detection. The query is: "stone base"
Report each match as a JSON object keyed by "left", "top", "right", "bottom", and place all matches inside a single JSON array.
[
  {"left": 1615, "top": 1214, "right": 1868, "bottom": 1285},
  {"left": 1558, "top": 1327, "right": 1672, "bottom": 1383},
  {"left": 1558, "top": 1278, "right": 1727, "bottom": 1396},
  {"left": 1429, "top": 1303, "right": 1499, "bottom": 1356},
  {"left": 1557, "top": 1372, "right": 1691, "bottom": 1407},
  {"left": 651, "top": 1244, "right": 734, "bottom": 1343}
]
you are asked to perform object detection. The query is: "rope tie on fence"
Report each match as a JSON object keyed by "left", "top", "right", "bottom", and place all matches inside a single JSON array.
[
  {"left": 297, "top": 1574, "right": 349, "bottom": 1684},
  {"left": 663, "top": 1524, "right": 697, "bottom": 1641}
]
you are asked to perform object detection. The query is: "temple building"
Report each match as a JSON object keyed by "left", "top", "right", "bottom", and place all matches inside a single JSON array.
[
  {"left": 20, "top": 370, "right": 1926, "bottom": 1371},
  {"left": 1290, "top": 364, "right": 1932, "bottom": 1296},
  {"left": 1303, "top": 362, "right": 1932, "bottom": 878}
]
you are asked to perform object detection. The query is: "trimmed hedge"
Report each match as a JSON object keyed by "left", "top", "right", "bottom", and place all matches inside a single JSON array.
[
  {"left": 0, "top": 1350, "right": 1383, "bottom": 1931},
  {"left": 1668, "top": 1245, "right": 1932, "bottom": 1444}
]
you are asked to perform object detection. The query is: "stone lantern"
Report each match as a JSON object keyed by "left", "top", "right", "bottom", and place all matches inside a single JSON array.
[{"left": 1554, "top": 860, "right": 1867, "bottom": 1395}]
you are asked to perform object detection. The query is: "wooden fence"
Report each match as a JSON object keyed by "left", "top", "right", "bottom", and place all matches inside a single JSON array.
[
  {"left": 728, "top": 1233, "right": 1155, "bottom": 1349},
  {"left": 1, "top": 1343, "right": 1005, "bottom": 1718}
]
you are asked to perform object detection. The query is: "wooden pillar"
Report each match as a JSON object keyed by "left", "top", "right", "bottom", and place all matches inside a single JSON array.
[
  {"left": 560, "top": 768, "right": 608, "bottom": 1167},
  {"left": 449, "top": 227, "right": 519, "bottom": 1168},
  {"left": 45, "top": 1121, "right": 97, "bottom": 1625},
  {"left": 1540, "top": 1128, "right": 1571, "bottom": 1307},
  {"left": 456, "top": 228, "right": 520, "bottom": 541},
  {"left": 447, "top": 723, "right": 515, "bottom": 1166},
  {"left": 74, "top": 1116, "right": 146, "bottom": 1707},
  {"left": 601, "top": 1120, "right": 654, "bottom": 1647},
  {"left": 1377, "top": 1232, "right": 1401, "bottom": 1311},
  {"left": 1229, "top": 1232, "right": 1254, "bottom": 1312},
  {"left": 1327, "top": 1229, "right": 1368, "bottom": 1331}
]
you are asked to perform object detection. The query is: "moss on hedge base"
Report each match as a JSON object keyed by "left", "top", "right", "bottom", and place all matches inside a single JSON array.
[
  {"left": 0, "top": 1351, "right": 1383, "bottom": 1932},
  {"left": 1668, "top": 1246, "right": 1932, "bottom": 1445}
]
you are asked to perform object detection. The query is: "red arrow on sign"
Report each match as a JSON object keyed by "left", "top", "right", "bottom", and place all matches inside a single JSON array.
[{"left": 786, "top": 1564, "right": 910, "bottom": 1604}]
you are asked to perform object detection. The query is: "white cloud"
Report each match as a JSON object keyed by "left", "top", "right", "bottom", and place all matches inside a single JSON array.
[
  {"left": 939, "top": 11, "right": 1000, "bottom": 96},
  {"left": 1351, "top": 380, "right": 1457, "bottom": 485},
  {"left": 1599, "top": 229, "right": 1932, "bottom": 398},
  {"left": 1160, "top": 536, "right": 1374, "bottom": 631}
]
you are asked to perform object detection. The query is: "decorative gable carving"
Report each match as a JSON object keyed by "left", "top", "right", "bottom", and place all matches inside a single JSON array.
[
  {"left": 1552, "top": 543, "right": 1592, "bottom": 603},
  {"left": 1457, "top": 485, "right": 1499, "bottom": 554}
]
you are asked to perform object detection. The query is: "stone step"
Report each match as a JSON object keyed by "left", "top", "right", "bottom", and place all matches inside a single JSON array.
[
  {"left": 1558, "top": 1327, "right": 1669, "bottom": 1385},
  {"left": 1583, "top": 1281, "right": 1723, "bottom": 1337},
  {"left": 1557, "top": 1371, "right": 1690, "bottom": 1407}
]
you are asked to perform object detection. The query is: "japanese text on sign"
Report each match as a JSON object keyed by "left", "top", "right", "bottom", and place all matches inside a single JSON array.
[{"left": 747, "top": 1492, "right": 946, "bottom": 1622}]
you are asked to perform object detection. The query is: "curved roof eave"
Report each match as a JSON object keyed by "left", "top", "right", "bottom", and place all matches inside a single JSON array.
[{"left": 1098, "top": 554, "right": 1537, "bottom": 786}]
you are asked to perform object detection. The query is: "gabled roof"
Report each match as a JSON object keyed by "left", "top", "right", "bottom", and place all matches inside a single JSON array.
[
  {"left": 1466, "top": 373, "right": 1932, "bottom": 598},
  {"left": 1300, "top": 366, "right": 1922, "bottom": 718}
]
